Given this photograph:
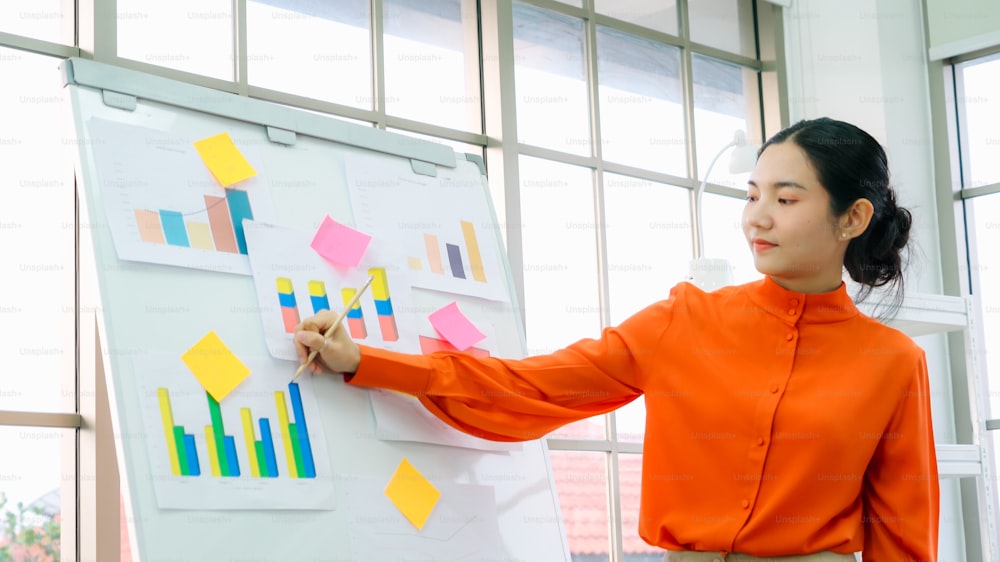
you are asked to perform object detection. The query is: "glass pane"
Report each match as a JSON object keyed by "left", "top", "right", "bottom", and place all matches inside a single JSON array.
[
  {"left": 595, "top": 0, "right": 677, "bottom": 35},
  {"left": 118, "top": 0, "right": 234, "bottom": 80},
  {"left": 701, "top": 192, "right": 762, "bottom": 286},
  {"left": 550, "top": 451, "right": 610, "bottom": 562},
  {"left": 597, "top": 27, "right": 685, "bottom": 175},
  {"left": 960, "top": 56, "right": 1000, "bottom": 187},
  {"left": 0, "top": 427, "right": 73, "bottom": 561},
  {"left": 0, "top": 1, "right": 72, "bottom": 44},
  {"left": 970, "top": 195, "right": 1000, "bottom": 523},
  {"left": 247, "top": 0, "right": 372, "bottom": 109},
  {"left": 619, "top": 454, "right": 661, "bottom": 562},
  {"left": 518, "top": 156, "right": 604, "bottom": 440},
  {"left": 0, "top": 48, "right": 75, "bottom": 412},
  {"left": 604, "top": 175, "right": 691, "bottom": 324},
  {"left": 692, "top": 53, "right": 757, "bottom": 188},
  {"left": 384, "top": 0, "right": 482, "bottom": 132},
  {"left": 688, "top": 0, "right": 756, "bottom": 57},
  {"left": 513, "top": 3, "right": 591, "bottom": 156}
]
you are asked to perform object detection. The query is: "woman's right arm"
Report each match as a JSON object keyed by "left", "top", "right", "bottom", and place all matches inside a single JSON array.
[{"left": 295, "top": 284, "right": 687, "bottom": 441}]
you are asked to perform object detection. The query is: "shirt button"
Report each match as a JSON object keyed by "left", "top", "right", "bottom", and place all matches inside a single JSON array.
[
  {"left": 787, "top": 308, "right": 796, "bottom": 315},
  {"left": 741, "top": 499, "right": 750, "bottom": 509},
  {"left": 785, "top": 333, "right": 794, "bottom": 341},
  {"left": 790, "top": 298, "right": 799, "bottom": 306},
  {"left": 770, "top": 385, "right": 779, "bottom": 394},
  {"left": 756, "top": 437, "right": 765, "bottom": 446}
]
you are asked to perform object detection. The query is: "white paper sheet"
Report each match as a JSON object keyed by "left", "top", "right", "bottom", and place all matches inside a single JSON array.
[
  {"left": 243, "top": 221, "right": 421, "bottom": 361},
  {"left": 345, "top": 153, "right": 508, "bottom": 301},
  {"left": 134, "top": 353, "right": 336, "bottom": 510},
  {"left": 346, "top": 479, "right": 503, "bottom": 562},
  {"left": 86, "top": 117, "right": 277, "bottom": 275}
]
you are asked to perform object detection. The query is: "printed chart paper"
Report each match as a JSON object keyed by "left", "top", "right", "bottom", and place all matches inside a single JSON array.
[
  {"left": 244, "top": 221, "right": 420, "bottom": 361},
  {"left": 345, "top": 153, "right": 508, "bottom": 301},
  {"left": 86, "top": 117, "right": 276, "bottom": 275},
  {"left": 134, "top": 353, "right": 336, "bottom": 510},
  {"left": 346, "top": 478, "right": 502, "bottom": 562}
]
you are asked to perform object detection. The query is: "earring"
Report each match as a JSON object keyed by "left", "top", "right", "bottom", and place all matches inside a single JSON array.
[{"left": 841, "top": 232, "right": 848, "bottom": 238}]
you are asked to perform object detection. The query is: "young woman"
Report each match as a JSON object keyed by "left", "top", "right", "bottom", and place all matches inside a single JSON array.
[{"left": 295, "top": 118, "right": 939, "bottom": 561}]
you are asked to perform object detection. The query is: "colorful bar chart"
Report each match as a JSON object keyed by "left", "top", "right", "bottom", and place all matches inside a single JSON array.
[
  {"left": 410, "top": 220, "right": 487, "bottom": 283},
  {"left": 308, "top": 281, "right": 330, "bottom": 313},
  {"left": 156, "top": 382, "right": 316, "bottom": 480},
  {"left": 274, "top": 383, "right": 317, "bottom": 478},
  {"left": 157, "top": 389, "right": 201, "bottom": 476},
  {"left": 276, "top": 277, "right": 299, "bottom": 333},
  {"left": 369, "top": 267, "right": 399, "bottom": 342},
  {"left": 340, "top": 287, "right": 368, "bottom": 339},
  {"left": 132, "top": 188, "right": 254, "bottom": 254}
]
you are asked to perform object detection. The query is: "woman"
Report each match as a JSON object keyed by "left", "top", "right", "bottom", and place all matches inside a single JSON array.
[{"left": 295, "top": 118, "right": 939, "bottom": 561}]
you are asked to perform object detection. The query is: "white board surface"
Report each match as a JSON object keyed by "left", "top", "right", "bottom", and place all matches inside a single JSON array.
[{"left": 62, "top": 57, "right": 570, "bottom": 562}]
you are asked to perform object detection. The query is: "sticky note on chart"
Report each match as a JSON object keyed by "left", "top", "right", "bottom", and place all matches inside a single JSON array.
[
  {"left": 180, "top": 331, "right": 251, "bottom": 402},
  {"left": 310, "top": 216, "right": 372, "bottom": 268},
  {"left": 193, "top": 132, "right": 257, "bottom": 187},
  {"left": 384, "top": 458, "right": 441, "bottom": 530},
  {"left": 428, "top": 301, "right": 486, "bottom": 351}
]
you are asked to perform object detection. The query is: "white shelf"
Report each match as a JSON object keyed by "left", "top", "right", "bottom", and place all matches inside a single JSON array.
[
  {"left": 850, "top": 286, "right": 969, "bottom": 337},
  {"left": 937, "top": 444, "right": 985, "bottom": 478}
]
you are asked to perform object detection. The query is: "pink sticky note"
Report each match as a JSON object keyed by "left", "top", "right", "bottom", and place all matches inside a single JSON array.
[
  {"left": 310, "top": 216, "right": 372, "bottom": 268},
  {"left": 428, "top": 302, "right": 486, "bottom": 351}
]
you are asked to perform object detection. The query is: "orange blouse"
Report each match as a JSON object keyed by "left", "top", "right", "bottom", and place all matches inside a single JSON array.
[{"left": 347, "top": 276, "right": 939, "bottom": 560}]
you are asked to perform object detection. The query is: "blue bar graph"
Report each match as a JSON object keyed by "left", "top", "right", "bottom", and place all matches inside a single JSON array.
[
  {"left": 160, "top": 210, "right": 190, "bottom": 247},
  {"left": 259, "top": 419, "right": 278, "bottom": 478},
  {"left": 225, "top": 188, "right": 254, "bottom": 254},
  {"left": 289, "top": 383, "right": 316, "bottom": 478},
  {"left": 183, "top": 434, "right": 201, "bottom": 476},
  {"left": 224, "top": 435, "right": 241, "bottom": 477}
]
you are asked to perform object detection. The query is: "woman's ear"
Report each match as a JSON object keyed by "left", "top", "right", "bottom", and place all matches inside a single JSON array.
[{"left": 839, "top": 198, "right": 875, "bottom": 239}]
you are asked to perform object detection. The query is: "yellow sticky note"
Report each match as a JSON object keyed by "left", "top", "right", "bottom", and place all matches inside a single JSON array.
[
  {"left": 384, "top": 458, "right": 441, "bottom": 530},
  {"left": 180, "top": 331, "right": 250, "bottom": 402},
  {"left": 193, "top": 132, "right": 256, "bottom": 187}
]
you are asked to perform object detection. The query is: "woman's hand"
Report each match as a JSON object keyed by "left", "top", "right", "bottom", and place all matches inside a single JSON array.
[{"left": 293, "top": 310, "right": 362, "bottom": 375}]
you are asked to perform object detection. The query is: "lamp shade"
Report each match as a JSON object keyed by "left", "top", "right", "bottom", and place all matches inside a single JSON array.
[{"left": 728, "top": 143, "right": 758, "bottom": 174}]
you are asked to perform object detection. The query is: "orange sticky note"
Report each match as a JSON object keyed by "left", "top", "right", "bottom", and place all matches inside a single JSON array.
[
  {"left": 193, "top": 132, "right": 256, "bottom": 187},
  {"left": 180, "top": 331, "right": 251, "bottom": 402},
  {"left": 384, "top": 458, "right": 441, "bottom": 530}
]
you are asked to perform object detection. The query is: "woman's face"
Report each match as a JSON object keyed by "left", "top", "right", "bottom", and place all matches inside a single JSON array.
[{"left": 742, "top": 141, "right": 848, "bottom": 293}]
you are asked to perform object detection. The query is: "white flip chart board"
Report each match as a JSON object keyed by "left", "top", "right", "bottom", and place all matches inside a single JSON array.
[{"left": 61, "top": 57, "right": 570, "bottom": 562}]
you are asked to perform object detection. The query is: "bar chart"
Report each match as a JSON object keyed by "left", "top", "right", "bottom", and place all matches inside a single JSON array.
[
  {"left": 88, "top": 117, "right": 277, "bottom": 275},
  {"left": 272, "top": 267, "right": 399, "bottom": 343},
  {"left": 156, "top": 382, "right": 317, "bottom": 480},
  {"left": 408, "top": 221, "right": 487, "bottom": 284},
  {"left": 133, "top": 188, "right": 254, "bottom": 254},
  {"left": 345, "top": 155, "right": 506, "bottom": 301},
  {"left": 140, "top": 353, "right": 335, "bottom": 509}
]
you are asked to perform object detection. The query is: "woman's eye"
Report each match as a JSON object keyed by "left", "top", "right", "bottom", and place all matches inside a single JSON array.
[{"left": 778, "top": 199, "right": 793, "bottom": 205}]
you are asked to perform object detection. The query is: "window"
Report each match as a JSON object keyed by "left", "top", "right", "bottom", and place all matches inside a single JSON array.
[
  {"left": 1, "top": 1, "right": 774, "bottom": 560},
  {"left": 948, "top": 51, "right": 1000, "bottom": 542},
  {"left": 0, "top": 46, "right": 77, "bottom": 562},
  {"left": 508, "top": 1, "right": 768, "bottom": 559}
]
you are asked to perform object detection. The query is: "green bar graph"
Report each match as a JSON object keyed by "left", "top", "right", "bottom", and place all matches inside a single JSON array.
[
  {"left": 173, "top": 426, "right": 189, "bottom": 476},
  {"left": 208, "top": 393, "right": 230, "bottom": 476},
  {"left": 289, "top": 423, "right": 305, "bottom": 477}
]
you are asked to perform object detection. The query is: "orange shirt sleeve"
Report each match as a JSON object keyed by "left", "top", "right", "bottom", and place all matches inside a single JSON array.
[
  {"left": 346, "top": 284, "right": 685, "bottom": 441},
  {"left": 862, "top": 351, "right": 939, "bottom": 561}
]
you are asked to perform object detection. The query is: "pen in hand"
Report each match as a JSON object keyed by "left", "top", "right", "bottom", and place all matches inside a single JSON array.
[{"left": 291, "top": 274, "right": 375, "bottom": 382}]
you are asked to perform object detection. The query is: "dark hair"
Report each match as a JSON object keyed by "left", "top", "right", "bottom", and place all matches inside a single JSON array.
[{"left": 759, "top": 117, "right": 912, "bottom": 315}]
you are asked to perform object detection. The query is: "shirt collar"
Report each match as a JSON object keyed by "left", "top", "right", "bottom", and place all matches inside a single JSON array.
[{"left": 746, "top": 275, "right": 859, "bottom": 324}]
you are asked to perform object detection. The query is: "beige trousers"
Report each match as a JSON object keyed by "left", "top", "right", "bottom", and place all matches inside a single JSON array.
[{"left": 663, "top": 551, "right": 857, "bottom": 562}]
